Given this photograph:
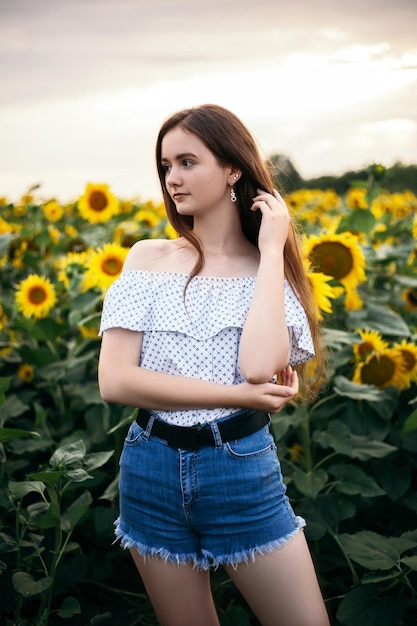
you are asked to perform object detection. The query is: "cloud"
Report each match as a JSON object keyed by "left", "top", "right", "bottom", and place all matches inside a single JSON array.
[{"left": 0, "top": 0, "right": 416, "bottom": 200}]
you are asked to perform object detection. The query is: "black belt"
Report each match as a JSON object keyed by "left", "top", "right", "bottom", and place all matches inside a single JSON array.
[{"left": 136, "top": 408, "right": 270, "bottom": 450}]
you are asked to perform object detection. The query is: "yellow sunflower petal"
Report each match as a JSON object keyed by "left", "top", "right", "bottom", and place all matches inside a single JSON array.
[{"left": 353, "top": 329, "right": 390, "bottom": 361}]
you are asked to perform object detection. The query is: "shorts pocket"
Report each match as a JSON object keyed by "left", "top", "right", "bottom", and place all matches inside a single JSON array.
[
  {"left": 225, "top": 426, "right": 275, "bottom": 459},
  {"left": 123, "top": 421, "right": 145, "bottom": 447}
]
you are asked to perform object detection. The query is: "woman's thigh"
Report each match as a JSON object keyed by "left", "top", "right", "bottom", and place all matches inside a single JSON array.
[
  {"left": 225, "top": 532, "right": 330, "bottom": 626},
  {"left": 130, "top": 549, "right": 220, "bottom": 626}
]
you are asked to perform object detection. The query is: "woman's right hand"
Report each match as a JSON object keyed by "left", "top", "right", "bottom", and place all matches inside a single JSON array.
[{"left": 238, "top": 366, "right": 298, "bottom": 413}]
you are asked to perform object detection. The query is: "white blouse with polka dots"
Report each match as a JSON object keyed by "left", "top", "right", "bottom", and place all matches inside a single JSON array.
[{"left": 99, "top": 270, "right": 314, "bottom": 426}]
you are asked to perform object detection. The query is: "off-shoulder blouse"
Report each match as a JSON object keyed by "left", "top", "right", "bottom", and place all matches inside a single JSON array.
[{"left": 99, "top": 270, "right": 314, "bottom": 426}]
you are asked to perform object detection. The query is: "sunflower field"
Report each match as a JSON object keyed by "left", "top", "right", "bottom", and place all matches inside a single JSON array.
[{"left": 0, "top": 170, "right": 416, "bottom": 626}]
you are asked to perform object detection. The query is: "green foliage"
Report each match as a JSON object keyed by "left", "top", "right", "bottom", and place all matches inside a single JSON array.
[{"left": 0, "top": 176, "right": 416, "bottom": 625}]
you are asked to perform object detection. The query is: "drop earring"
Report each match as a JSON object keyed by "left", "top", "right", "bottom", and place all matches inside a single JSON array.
[{"left": 230, "top": 174, "right": 239, "bottom": 203}]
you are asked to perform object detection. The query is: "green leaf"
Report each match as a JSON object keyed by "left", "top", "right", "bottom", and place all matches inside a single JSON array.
[
  {"left": 337, "top": 585, "right": 409, "bottom": 626},
  {"left": 0, "top": 427, "right": 40, "bottom": 443},
  {"left": 0, "top": 376, "right": 11, "bottom": 405},
  {"left": 83, "top": 450, "right": 114, "bottom": 471},
  {"left": 0, "top": 394, "right": 29, "bottom": 422},
  {"left": 297, "top": 495, "right": 355, "bottom": 541},
  {"left": 50, "top": 440, "right": 86, "bottom": 469},
  {"left": 0, "top": 532, "right": 18, "bottom": 553},
  {"left": 99, "top": 474, "right": 119, "bottom": 501},
  {"left": 321, "top": 328, "right": 354, "bottom": 348},
  {"left": 313, "top": 420, "right": 353, "bottom": 456},
  {"left": 401, "top": 555, "right": 417, "bottom": 571},
  {"left": 293, "top": 468, "right": 328, "bottom": 498},
  {"left": 333, "top": 376, "right": 383, "bottom": 401},
  {"left": 403, "top": 408, "right": 417, "bottom": 434},
  {"left": 337, "top": 531, "right": 416, "bottom": 570},
  {"left": 57, "top": 596, "right": 82, "bottom": 618},
  {"left": 66, "top": 468, "right": 93, "bottom": 482},
  {"left": 347, "top": 302, "right": 411, "bottom": 337},
  {"left": 350, "top": 435, "right": 397, "bottom": 461},
  {"left": 28, "top": 470, "right": 68, "bottom": 485},
  {"left": 337, "top": 208, "right": 376, "bottom": 236},
  {"left": 61, "top": 490, "right": 92, "bottom": 533},
  {"left": 107, "top": 412, "right": 137, "bottom": 435},
  {"left": 220, "top": 604, "right": 252, "bottom": 626},
  {"left": 30, "top": 318, "right": 64, "bottom": 341},
  {"left": 377, "top": 460, "right": 411, "bottom": 501},
  {"left": 8, "top": 480, "right": 46, "bottom": 499},
  {"left": 329, "top": 464, "right": 385, "bottom": 497},
  {"left": 0, "top": 233, "right": 15, "bottom": 255},
  {"left": 12, "top": 572, "right": 53, "bottom": 597},
  {"left": 270, "top": 405, "right": 309, "bottom": 441},
  {"left": 33, "top": 488, "right": 61, "bottom": 529}
]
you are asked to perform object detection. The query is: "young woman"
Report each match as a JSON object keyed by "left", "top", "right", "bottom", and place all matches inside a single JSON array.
[{"left": 98, "top": 104, "right": 329, "bottom": 626}]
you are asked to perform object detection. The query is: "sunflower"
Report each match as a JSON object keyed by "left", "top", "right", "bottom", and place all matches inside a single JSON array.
[
  {"left": 164, "top": 222, "right": 178, "bottom": 240},
  {"left": 0, "top": 304, "right": 8, "bottom": 330},
  {"left": 77, "top": 183, "right": 119, "bottom": 224},
  {"left": 353, "top": 329, "right": 389, "bottom": 361},
  {"left": 346, "top": 188, "right": 368, "bottom": 210},
  {"left": 17, "top": 363, "right": 34, "bottom": 383},
  {"left": 42, "top": 200, "right": 63, "bottom": 222},
  {"left": 393, "top": 339, "right": 417, "bottom": 387},
  {"left": 305, "top": 264, "right": 340, "bottom": 320},
  {"left": 344, "top": 287, "right": 364, "bottom": 311},
  {"left": 65, "top": 224, "right": 78, "bottom": 238},
  {"left": 57, "top": 251, "right": 89, "bottom": 289},
  {"left": 15, "top": 274, "right": 57, "bottom": 319},
  {"left": 288, "top": 443, "right": 304, "bottom": 463},
  {"left": 402, "top": 287, "right": 417, "bottom": 311},
  {"left": 134, "top": 208, "right": 161, "bottom": 230},
  {"left": 303, "top": 231, "right": 366, "bottom": 294},
  {"left": 353, "top": 347, "right": 409, "bottom": 389},
  {"left": 78, "top": 324, "right": 100, "bottom": 340},
  {"left": 47, "top": 224, "right": 60, "bottom": 245},
  {"left": 84, "top": 243, "right": 128, "bottom": 290}
]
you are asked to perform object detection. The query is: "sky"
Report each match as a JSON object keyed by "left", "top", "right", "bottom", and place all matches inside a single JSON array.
[{"left": 1, "top": 0, "right": 417, "bottom": 203}]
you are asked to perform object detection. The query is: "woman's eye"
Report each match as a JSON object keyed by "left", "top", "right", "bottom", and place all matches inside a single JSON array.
[
  {"left": 183, "top": 160, "right": 193, "bottom": 167},
  {"left": 162, "top": 164, "right": 171, "bottom": 172}
]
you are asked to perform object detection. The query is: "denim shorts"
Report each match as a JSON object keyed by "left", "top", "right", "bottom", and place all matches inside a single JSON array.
[{"left": 115, "top": 414, "right": 305, "bottom": 570}]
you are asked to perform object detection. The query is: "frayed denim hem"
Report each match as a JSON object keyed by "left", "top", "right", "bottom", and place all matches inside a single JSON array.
[
  {"left": 113, "top": 515, "right": 306, "bottom": 572},
  {"left": 113, "top": 517, "right": 212, "bottom": 570},
  {"left": 207, "top": 516, "right": 306, "bottom": 570}
]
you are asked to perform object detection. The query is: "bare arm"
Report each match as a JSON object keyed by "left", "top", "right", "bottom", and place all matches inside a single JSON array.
[
  {"left": 238, "top": 190, "right": 291, "bottom": 383},
  {"left": 98, "top": 327, "right": 298, "bottom": 413}
]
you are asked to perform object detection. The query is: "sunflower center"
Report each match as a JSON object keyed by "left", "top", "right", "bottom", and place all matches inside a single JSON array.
[
  {"left": 89, "top": 191, "right": 108, "bottom": 212},
  {"left": 310, "top": 242, "right": 353, "bottom": 280},
  {"left": 101, "top": 256, "right": 123, "bottom": 276},
  {"left": 401, "top": 350, "right": 416, "bottom": 372},
  {"left": 361, "top": 355, "right": 395, "bottom": 386},
  {"left": 407, "top": 288, "right": 417, "bottom": 306},
  {"left": 358, "top": 341, "right": 373, "bottom": 358},
  {"left": 28, "top": 286, "right": 48, "bottom": 305}
]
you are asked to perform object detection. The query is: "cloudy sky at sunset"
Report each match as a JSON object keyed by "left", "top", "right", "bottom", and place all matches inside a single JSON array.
[{"left": 1, "top": 0, "right": 416, "bottom": 202}]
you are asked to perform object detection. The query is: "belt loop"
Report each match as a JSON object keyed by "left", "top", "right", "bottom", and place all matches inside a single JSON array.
[
  {"left": 209, "top": 420, "right": 223, "bottom": 449},
  {"left": 142, "top": 412, "right": 156, "bottom": 441}
]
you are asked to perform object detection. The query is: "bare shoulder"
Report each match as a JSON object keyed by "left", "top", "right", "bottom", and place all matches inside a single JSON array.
[{"left": 123, "top": 238, "right": 194, "bottom": 273}]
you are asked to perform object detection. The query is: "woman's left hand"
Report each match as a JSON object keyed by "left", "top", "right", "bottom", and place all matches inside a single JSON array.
[{"left": 251, "top": 189, "right": 290, "bottom": 254}]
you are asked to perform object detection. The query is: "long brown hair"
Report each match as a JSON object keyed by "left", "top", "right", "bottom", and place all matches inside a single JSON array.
[{"left": 155, "top": 104, "right": 324, "bottom": 399}]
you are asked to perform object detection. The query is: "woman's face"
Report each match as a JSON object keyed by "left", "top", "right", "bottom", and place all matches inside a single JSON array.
[{"left": 160, "top": 126, "right": 233, "bottom": 216}]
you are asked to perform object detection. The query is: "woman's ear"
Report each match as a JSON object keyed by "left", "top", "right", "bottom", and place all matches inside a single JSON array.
[{"left": 228, "top": 167, "right": 242, "bottom": 186}]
